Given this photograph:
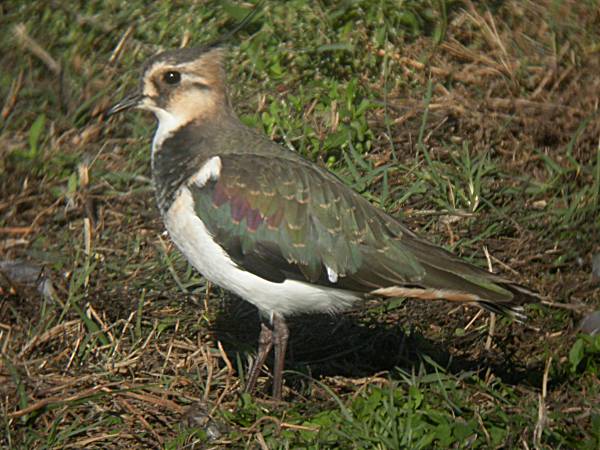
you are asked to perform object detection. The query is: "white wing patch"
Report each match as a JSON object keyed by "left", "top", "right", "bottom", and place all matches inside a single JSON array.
[
  {"left": 326, "top": 266, "right": 339, "bottom": 283},
  {"left": 188, "top": 156, "right": 222, "bottom": 188}
]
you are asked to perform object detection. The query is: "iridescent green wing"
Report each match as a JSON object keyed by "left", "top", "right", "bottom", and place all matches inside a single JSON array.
[{"left": 189, "top": 153, "right": 426, "bottom": 291}]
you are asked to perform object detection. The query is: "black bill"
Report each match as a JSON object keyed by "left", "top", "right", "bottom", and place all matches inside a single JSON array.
[{"left": 105, "top": 93, "right": 143, "bottom": 117}]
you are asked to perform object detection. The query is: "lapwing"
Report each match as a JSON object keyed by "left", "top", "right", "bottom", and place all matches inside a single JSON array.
[{"left": 106, "top": 41, "right": 538, "bottom": 401}]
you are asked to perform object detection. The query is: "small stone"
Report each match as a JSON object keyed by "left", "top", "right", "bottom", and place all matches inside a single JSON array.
[
  {"left": 183, "top": 401, "right": 225, "bottom": 441},
  {"left": 578, "top": 311, "right": 600, "bottom": 336},
  {"left": 592, "top": 253, "right": 600, "bottom": 280}
]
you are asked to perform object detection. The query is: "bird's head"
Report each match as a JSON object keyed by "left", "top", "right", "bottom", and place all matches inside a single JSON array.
[{"left": 106, "top": 45, "right": 229, "bottom": 128}]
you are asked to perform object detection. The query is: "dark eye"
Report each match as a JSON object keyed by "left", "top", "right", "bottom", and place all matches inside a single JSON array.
[{"left": 162, "top": 71, "right": 181, "bottom": 85}]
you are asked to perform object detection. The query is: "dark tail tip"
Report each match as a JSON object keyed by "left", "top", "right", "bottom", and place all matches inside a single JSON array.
[{"left": 478, "top": 282, "right": 540, "bottom": 322}]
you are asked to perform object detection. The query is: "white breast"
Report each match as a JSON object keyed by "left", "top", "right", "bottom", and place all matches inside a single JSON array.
[{"left": 163, "top": 186, "right": 361, "bottom": 318}]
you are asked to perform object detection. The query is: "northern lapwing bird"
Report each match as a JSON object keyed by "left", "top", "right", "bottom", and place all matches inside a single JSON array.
[{"left": 107, "top": 43, "right": 538, "bottom": 400}]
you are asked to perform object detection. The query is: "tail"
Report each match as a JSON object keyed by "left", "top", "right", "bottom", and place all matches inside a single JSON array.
[
  {"left": 372, "top": 236, "right": 540, "bottom": 322},
  {"left": 476, "top": 282, "right": 539, "bottom": 321}
]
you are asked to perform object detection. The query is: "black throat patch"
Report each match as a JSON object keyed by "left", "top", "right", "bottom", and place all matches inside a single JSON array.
[{"left": 152, "top": 120, "right": 214, "bottom": 213}]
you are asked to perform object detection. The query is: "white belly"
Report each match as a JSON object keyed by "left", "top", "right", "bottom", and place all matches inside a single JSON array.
[{"left": 163, "top": 186, "right": 361, "bottom": 318}]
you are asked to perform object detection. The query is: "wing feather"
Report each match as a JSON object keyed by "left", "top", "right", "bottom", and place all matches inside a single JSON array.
[{"left": 188, "top": 152, "right": 534, "bottom": 315}]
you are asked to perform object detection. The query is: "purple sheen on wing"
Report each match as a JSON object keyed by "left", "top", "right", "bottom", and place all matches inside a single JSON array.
[
  {"left": 212, "top": 182, "right": 229, "bottom": 207},
  {"left": 230, "top": 196, "right": 250, "bottom": 222},
  {"left": 246, "top": 208, "right": 264, "bottom": 231}
]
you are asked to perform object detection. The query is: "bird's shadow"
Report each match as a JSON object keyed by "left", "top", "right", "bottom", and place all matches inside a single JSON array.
[{"left": 211, "top": 296, "right": 544, "bottom": 394}]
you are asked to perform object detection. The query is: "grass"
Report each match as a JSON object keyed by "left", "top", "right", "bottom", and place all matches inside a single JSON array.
[{"left": 1, "top": 0, "right": 599, "bottom": 448}]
